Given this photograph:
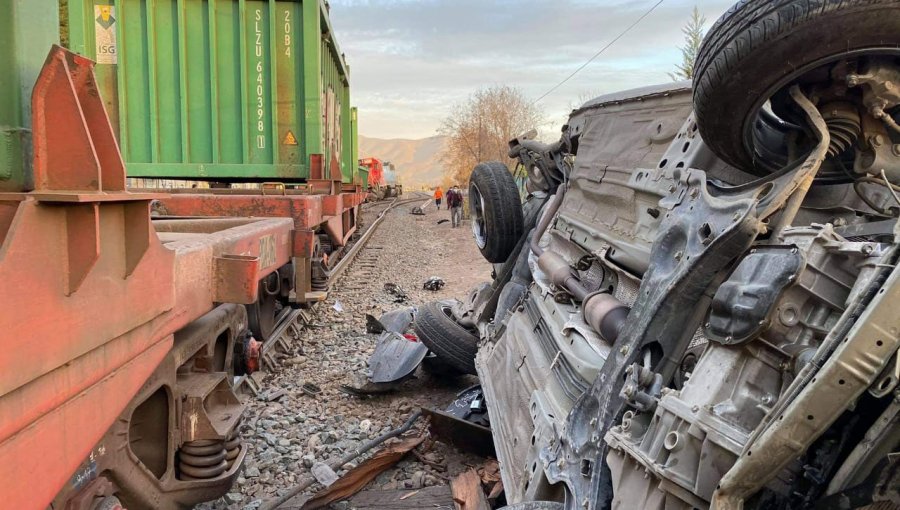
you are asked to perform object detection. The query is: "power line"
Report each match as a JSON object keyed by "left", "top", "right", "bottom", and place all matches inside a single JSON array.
[{"left": 532, "top": 0, "right": 665, "bottom": 105}]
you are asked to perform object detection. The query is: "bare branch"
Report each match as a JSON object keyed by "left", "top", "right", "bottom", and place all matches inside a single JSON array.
[{"left": 439, "top": 85, "right": 543, "bottom": 184}]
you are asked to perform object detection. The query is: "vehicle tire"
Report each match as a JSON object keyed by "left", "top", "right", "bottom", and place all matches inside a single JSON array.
[
  {"left": 421, "top": 352, "right": 466, "bottom": 377},
  {"left": 496, "top": 281, "right": 527, "bottom": 321},
  {"left": 469, "top": 161, "right": 524, "bottom": 263},
  {"left": 693, "top": 0, "right": 900, "bottom": 176},
  {"left": 414, "top": 300, "right": 480, "bottom": 375}
]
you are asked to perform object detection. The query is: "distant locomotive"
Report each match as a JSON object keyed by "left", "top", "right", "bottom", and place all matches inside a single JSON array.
[{"left": 360, "top": 157, "right": 404, "bottom": 199}]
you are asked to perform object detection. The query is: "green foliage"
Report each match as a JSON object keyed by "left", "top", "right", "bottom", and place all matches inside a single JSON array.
[{"left": 669, "top": 6, "right": 706, "bottom": 81}]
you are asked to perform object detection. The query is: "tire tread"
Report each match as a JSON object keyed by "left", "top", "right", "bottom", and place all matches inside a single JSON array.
[
  {"left": 414, "top": 301, "right": 479, "bottom": 375},
  {"left": 469, "top": 162, "right": 524, "bottom": 263},
  {"left": 693, "top": 0, "right": 900, "bottom": 171}
]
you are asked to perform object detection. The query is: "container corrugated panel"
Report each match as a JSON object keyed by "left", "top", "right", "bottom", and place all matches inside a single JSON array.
[
  {"left": 67, "top": 0, "right": 355, "bottom": 183},
  {"left": 350, "top": 106, "right": 359, "bottom": 184}
]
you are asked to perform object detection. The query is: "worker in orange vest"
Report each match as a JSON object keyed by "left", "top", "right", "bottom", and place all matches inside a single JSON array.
[{"left": 434, "top": 187, "right": 444, "bottom": 208}]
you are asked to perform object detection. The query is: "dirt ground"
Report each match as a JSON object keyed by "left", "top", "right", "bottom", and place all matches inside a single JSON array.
[{"left": 199, "top": 197, "right": 494, "bottom": 509}]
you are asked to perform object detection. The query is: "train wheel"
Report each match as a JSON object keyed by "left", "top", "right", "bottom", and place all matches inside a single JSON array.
[{"left": 247, "top": 273, "right": 279, "bottom": 341}]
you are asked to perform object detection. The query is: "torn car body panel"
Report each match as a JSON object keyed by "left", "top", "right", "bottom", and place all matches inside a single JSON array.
[{"left": 477, "top": 62, "right": 900, "bottom": 510}]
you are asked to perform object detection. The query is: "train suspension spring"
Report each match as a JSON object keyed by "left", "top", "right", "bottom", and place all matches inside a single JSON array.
[{"left": 177, "top": 439, "right": 228, "bottom": 480}]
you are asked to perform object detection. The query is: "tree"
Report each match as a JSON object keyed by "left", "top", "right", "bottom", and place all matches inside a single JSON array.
[
  {"left": 669, "top": 6, "right": 706, "bottom": 81},
  {"left": 439, "top": 86, "right": 543, "bottom": 185}
]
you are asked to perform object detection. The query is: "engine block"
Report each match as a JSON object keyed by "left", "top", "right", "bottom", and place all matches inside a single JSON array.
[{"left": 604, "top": 225, "right": 886, "bottom": 509}]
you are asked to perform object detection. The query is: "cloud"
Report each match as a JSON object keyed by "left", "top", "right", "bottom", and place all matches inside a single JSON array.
[{"left": 328, "top": 0, "right": 735, "bottom": 138}]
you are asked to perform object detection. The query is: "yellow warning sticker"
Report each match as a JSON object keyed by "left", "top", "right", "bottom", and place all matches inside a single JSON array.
[
  {"left": 283, "top": 130, "right": 298, "bottom": 145},
  {"left": 94, "top": 5, "right": 117, "bottom": 65}
]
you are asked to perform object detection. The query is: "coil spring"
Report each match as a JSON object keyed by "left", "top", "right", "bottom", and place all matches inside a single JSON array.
[
  {"left": 225, "top": 428, "right": 241, "bottom": 469},
  {"left": 317, "top": 234, "right": 334, "bottom": 256},
  {"left": 310, "top": 235, "right": 329, "bottom": 291},
  {"left": 311, "top": 261, "right": 328, "bottom": 291},
  {"left": 177, "top": 439, "right": 228, "bottom": 480},
  {"left": 822, "top": 103, "right": 861, "bottom": 158}
]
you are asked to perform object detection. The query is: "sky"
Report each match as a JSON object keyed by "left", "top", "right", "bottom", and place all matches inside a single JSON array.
[{"left": 328, "top": 0, "right": 735, "bottom": 140}]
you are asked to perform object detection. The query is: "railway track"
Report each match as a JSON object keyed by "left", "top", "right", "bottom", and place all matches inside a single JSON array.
[
  {"left": 236, "top": 192, "right": 430, "bottom": 394},
  {"left": 330, "top": 192, "right": 429, "bottom": 282}
]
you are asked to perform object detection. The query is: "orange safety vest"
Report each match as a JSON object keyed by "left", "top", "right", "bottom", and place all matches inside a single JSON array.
[{"left": 435, "top": 189, "right": 443, "bottom": 199}]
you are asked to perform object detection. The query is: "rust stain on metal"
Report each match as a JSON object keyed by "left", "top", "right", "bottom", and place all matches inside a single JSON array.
[{"left": 0, "top": 46, "right": 294, "bottom": 508}]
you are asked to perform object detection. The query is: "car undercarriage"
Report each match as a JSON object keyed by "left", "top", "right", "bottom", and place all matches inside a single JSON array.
[{"left": 459, "top": 2, "right": 900, "bottom": 509}]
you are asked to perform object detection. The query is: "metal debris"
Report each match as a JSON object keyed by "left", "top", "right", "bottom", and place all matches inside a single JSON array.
[
  {"left": 301, "top": 382, "right": 322, "bottom": 397},
  {"left": 411, "top": 200, "right": 432, "bottom": 216},
  {"left": 445, "top": 386, "right": 489, "bottom": 429},
  {"left": 367, "top": 332, "right": 428, "bottom": 385},
  {"left": 424, "top": 386, "right": 494, "bottom": 456},
  {"left": 423, "top": 277, "right": 445, "bottom": 291},
  {"left": 357, "top": 308, "right": 427, "bottom": 391},
  {"left": 365, "top": 314, "right": 386, "bottom": 334},
  {"left": 383, "top": 283, "right": 409, "bottom": 302}
]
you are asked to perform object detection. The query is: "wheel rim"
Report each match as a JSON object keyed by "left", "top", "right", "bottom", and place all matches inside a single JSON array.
[
  {"left": 470, "top": 183, "right": 488, "bottom": 249},
  {"left": 739, "top": 48, "right": 900, "bottom": 178},
  {"left": 439, "top": 301, "right": 477, "bottom": 335},
  {"left": 439, "top": 302, "right": 456, "bottom": 320}
]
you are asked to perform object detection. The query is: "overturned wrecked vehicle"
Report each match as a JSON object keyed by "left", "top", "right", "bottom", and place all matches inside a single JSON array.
[{"left": 419, "top": 2, "right": 900, "bottom": 509}]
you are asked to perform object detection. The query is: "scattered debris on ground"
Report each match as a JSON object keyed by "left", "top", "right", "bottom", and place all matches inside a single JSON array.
[
  {"left": 198, "top": 206, "right": 492, "bottom": 510},
  {"left": 382, "top": 283, "right": 409, "bottom": 302},
  {"left": 423, "top": 276, "right": 446, "bottom": 291},
  {"left": 451, "top": 468, "right": 491, "bottom": 510}
]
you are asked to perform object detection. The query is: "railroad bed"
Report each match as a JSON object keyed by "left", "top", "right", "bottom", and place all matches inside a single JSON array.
[{"left": 200, "top": 195, "right": 493, "bottom": 509}]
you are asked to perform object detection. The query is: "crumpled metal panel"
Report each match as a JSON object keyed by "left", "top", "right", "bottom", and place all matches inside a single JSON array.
[
  {"left": 557, "top": 87, "right": 692, "bottom": 275},
  {"left": 367, "top": 308, "right": 427, "bottom": 384},
  {"left": 368, "top": 333, "right": 428, "bottom": 384}
]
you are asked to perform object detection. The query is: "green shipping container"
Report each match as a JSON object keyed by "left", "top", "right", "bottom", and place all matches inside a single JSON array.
[{"left": 66, "top": 0, "right": 356, "bottom": 183}]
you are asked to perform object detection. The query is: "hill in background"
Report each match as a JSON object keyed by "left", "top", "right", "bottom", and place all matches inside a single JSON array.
[{"left": 359, "top": 135, "right": 448, "bottom": 188}]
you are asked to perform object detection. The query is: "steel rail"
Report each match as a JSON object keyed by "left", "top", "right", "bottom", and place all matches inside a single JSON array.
[
  {"left": 234, "top": 192, "right": 429, "bottom": 395},
  {"left": 327, "top": 192, "right": 428, "bottom": 284}
]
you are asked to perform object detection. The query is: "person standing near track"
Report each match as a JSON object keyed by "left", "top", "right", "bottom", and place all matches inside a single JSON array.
[
  {"left": 434, "top": 186, "right": 443, "bottom": 209},
  {"left": 446, "top": 185, "right": 463, "bottom": 228}
]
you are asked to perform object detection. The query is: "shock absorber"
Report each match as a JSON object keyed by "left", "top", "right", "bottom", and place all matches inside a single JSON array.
[
  {"left": 177, "top": 439, "right": 228, "bottom": 480},
  {"left": 821, "top": 102, "right": 861, "bottom": 158}
]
